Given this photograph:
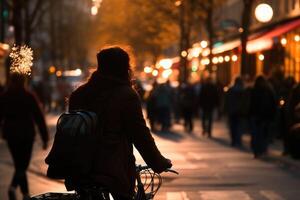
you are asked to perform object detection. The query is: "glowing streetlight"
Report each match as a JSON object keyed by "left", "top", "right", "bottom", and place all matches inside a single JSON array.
[
  {"left": 255, "top": 3, "right": 273, "bottom": 23},
  {"left": 258, "top": 54, "right": 264, "bottom": 61},
  {"left": 232, "top": 55, "right": 238, "bottom": 62},
  {"left": 281, "top": 38, "right": 287, "bottom": 46},
  {"left": 200, "top": 40, "right": 208, "bottom": 48},
  {"left": 91, "top": 6, "right": 98, "bottom": 15}
]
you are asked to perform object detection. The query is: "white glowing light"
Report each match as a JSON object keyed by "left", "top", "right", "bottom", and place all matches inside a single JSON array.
[
  {"left": 144, "top": 66, "right": 153, "bottom": 73},
  {"left": 295, "top": 35, "right": 300, "bottom": 42},
  {"left": 159, "top": 59, "right": 173, "bottom": 69},
  {"left": 91, "top": 6, "right": 98, "bottom": 15},
  {"left": 281, "top": 38, "right": 287, "bottom": 46},
  {"left": 232, "top": 55, "right": 238, "bottom": 62},
  {"left": 212, "top": 57, "right": 218, "bottom": 64},
  {"left": 162, "top": 69, "right": 173, "bottom": 79},
  {"left": 224, "top": 56, "right": 230, "bottom": 62},
  {"left": 9, "top": 45, "right": 33, "bottom": 75},
  {"left": 255, "top": 3, "right": 273, "bottom": 23},
  {"left": 258, "top": 54, "right": 264, "bottom": 61},
  {"left": 181, "top": 50, "right": 188, "bottom": 57},
  {"left": 218, "top": 56, "right": 224, "bottom": 63},
  {"left": 152, "top": 69, "right": 158, "bottom": 77},
  {"left": 63, "top": 69, "right": 82, "bottom": 77},
  {"left": 200, "top": 40, "right": 208, "bottom": 48}
]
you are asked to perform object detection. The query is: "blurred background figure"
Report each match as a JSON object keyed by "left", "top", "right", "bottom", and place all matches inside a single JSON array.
[
  {"left": 198, "top": 76, "right": 219, "bottom": 138},
  {"left": 0, "top": 73, "right": 49, "bottom": 200},
  {"left": 155, "top": 80, "right": 173, "bottom": 132},
  {"left": 250, "top": 76, "right": 277, "bottom": 158},
  {"left": 286, "top": 83, "right": 300, "bottom": 159},
  {"left": 279, "top": 76, "right": 296, "bottom": 155},
  {"left": 225, "top": 77, "right": 248, "bottom": 147},
  {"left": 146, "top": 80, "right": 158, "bottom": 131},
  {"left": 180, "top": 82, "right": 196, "bottom": 133}
]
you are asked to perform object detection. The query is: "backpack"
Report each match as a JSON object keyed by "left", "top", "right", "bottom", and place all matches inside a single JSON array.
[{"left": 45, "top": 110, "right": 99, "bottom": 179}]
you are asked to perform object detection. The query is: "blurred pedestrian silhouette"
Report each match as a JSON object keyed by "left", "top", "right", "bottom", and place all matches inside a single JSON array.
[
  {"left": 286, "top": 83, "right": 300, "bottom": 158},
  {"left": 146, "top": 80, "right": 159, "bottom": 131},
  {"left": 225, "top": 77, "right": 249, "bottom": 147},
  {"left": 180, "top": 82, "right": 196, "bottom": 133},
  {"left": 155, "top": 80, "right": 173, "bottom": 131},
  {"left": 0, "top": 73, "right": 49, "bottom": 200},
  {"left": 198, "top": 77, "right": 219, "bottom": 137},
  {"left": 278, "top": 77, "right": 295, "bottom": 155},
  {"left": 250, "top": 76, "right": 276, "bottom": 158}
]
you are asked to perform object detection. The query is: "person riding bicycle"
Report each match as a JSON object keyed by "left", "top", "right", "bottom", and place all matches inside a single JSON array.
[{"left": 65, "top": 46, "right": 172, "bottom": 199}]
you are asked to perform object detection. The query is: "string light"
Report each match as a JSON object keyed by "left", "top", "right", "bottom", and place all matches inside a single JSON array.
[{"left": 9, "top": 45, "right": 33, "bottom": 76}]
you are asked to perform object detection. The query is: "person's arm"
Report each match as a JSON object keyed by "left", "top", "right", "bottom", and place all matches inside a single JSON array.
[
  {"left": 123, "top": 88, "right": 172, "bottom": 173},
  {"left": 30, "top": 93, "right": 49, "bottom": 148}
]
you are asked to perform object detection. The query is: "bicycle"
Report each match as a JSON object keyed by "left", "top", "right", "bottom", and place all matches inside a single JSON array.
[{"left": 31, "top": 165, "right": 178, "bottom": 200}]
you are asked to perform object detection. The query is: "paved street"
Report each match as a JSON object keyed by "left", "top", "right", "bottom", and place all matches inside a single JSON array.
[{"left": 1, "top": 114, "right": 300, "bottom": 200}]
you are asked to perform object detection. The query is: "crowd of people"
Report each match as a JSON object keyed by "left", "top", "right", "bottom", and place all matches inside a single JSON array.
[{"left": 144, "top": 71, "right": 300, "bottom": 159}]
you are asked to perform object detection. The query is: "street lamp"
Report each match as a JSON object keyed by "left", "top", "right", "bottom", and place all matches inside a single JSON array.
[
  {"left": 255, "top": 3, "right": 273, "bottom": 23},
  {"left": 91, "top": 0, "right": 103, "bottom": 15},
  {"left": 91, "top": 6, "right": 98, "bottom": 15}
]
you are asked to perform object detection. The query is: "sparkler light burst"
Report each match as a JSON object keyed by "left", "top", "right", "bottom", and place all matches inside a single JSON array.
[{"left": 9, "top": 45, "right": 33, "bottom": 75}]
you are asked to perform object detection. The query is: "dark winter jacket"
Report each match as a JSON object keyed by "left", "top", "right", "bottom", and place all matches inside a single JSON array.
[
  {"left": 225, "top": 85, "right": 249, "bottom": 117},
  {"left": 198, "top": 82, "right": 219, "bottom": 112},
  {"left": 0, "top": 88, "right": 48, "bottom": 144},
  {"left": 250, "top": 84, "right": 277, "bottom": 121},
  {"left": 66, "top": 72, "right": 171, "bottom": 197}
]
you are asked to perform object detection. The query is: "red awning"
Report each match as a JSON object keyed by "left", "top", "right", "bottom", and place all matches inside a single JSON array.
[{"left": 247, "top": 18, "right": 300, "bottom": 53}]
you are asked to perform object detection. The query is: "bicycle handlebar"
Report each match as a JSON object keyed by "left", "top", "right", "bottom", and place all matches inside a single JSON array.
[{"left": 136, "top": 165, "right": 179, "bottom": 175}]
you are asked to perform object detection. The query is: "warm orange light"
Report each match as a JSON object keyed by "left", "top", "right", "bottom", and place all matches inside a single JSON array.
[
  {"left": 49, "top": 66, "right": 56, "bottom": 74},
  {"left": 181, "top": 50, "right": 188, "bottom": 57},
  {"left": 56, "top": 70, "right": 62, "bottom": 77}
]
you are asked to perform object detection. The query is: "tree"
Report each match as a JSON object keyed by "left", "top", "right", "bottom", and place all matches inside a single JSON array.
[
  {"left": 240, "top": 0, "right": 255, "bottom": 76},
  {"left": 7, "top": 0, "right": 48, "bottom": 45}
]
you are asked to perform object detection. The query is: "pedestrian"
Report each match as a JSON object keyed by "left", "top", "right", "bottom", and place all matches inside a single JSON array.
[
  {"left": 225, "top": 77, "right": 248, "bottom": 147},
  {"left": 279, "top": 76, "right": 295, "bottom": 155},
  {"left": 286, "top": 83, "right": 300, "bottom": 158},
  {"left": 155, "top": 80, "right": 173, "bottom": 131},
  {"left": 0, "top": 73, "right": 49, "bottom": 200},
  {"left": 198, "top": 77, "right": 219, "bottom": 137},
  {"left": 180, "top": 82, "right": 196, "bottom": 133},
  {"left": 250, "top": 76, "right": 277, "bottom": 158},
  {"left": 66, "top": 46, "right": 172, "bottom": 199},
  {"left": 146, "top": 80, "right": 159, "bottom": 131}
]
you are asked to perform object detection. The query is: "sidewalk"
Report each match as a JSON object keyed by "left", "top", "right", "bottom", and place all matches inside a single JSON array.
[{"left": 190, "top": 118, "right": 300, "bottom": 172}]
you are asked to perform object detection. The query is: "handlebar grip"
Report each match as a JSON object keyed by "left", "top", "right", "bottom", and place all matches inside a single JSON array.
[{"left": 165, "top": 169, "right": 179, "bottom": 175}]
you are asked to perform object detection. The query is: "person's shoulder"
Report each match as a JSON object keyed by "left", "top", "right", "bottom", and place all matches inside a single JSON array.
[{"left": 70, "top": 83, "right": 89, "bottom": 99}]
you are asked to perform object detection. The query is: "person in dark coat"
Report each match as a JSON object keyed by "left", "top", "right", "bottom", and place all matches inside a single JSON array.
[
  {"left": 0, "top": 73, "right": 49, "bottom": 200},
  {"left": 180, "top": 83, "right": 196, "bottom": 133},
  {"left": 66, "top": 46, "right": 172, "bottom": 199},
  {"left": 250, "top": 76, "right": 277, "bottom": 158},
  {"left": 225, "top": 77, "right": 248, "bottom": 147},
  {"left": 146, "top": 80, "right": 158, "bottom": 131},
  {"left": 198, "top": 77, "right": 219, "bottom": 137}
]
